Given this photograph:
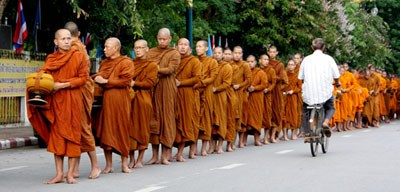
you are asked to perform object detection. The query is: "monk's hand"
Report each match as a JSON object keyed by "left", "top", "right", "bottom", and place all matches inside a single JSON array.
[
  {"left": 213, "top": 87, "right": 217, "bottom": 93},
  {"left": 263, "top": 88, "right": 268, "bottom": 93},
  {"left": 287, "top": 90, "right": 294, "bottom": 95},
  {"left": 248, "top": 86, "right": 255, "bottom": 92},
  {"left": 176, "top": 79, "right": 181, "bottom": 87},
  {"left": 233, "top": 84, "right": 240, "bottom": 90},
  {"left": 94, "top": 76, "right": 108, "bottom": 84},
  {"left": 130, "top": 80, "right": 135, "bottom": 87},
  {"left": 53, "top": 82, "right": 69, "bottom": 92}
]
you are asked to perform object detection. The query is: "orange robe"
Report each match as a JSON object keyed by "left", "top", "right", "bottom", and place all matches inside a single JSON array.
[
  {"left": 175, "top": 55, "right": 201, "bottom": 145},
  {"left": 389, "top": 79, "right": 398, "bottom": 115},
  {"left": 231, "top": 60, "right": 252, "bottom": 132},
  {"left": 378, "top": 74, "right": 387, "bottom": 116},
  {"left": 383, "top": 77, "right": 391, "bottom": 117},
  {"left": 197, "top": 56, "right": 218, "bottom": 141},
  {"left": 71, "top": 39, "right": 96, "bottom": 152},
  {"left": 294, "top": 64, "right": 303, "bottom": 129},
  {"left": 331, "top": 86, "right": 342, "bottom": 126},
  {"left": 269, "top": 59, "right": 288, "bottom": 133},
  {"left": 247, "top": 68, "right": 268, "bottom": 133},
  {"left": 339, "top": 74, "right": 352, "bottom": 122},
  {"left": 212, "top": 61, "right": 232, "bottom": 139},
  {"left": 92, "top": 56, "right": 135, "bottom": 157},
  {"left": 261, "top": 65, "right": 276, "bottom": 129},
  {"left": 148, "top": 47, "right": 180, "bottom": 148},
  {"left": 28, "top": 49, "right": 88, "bottom": 157},
  {"left": 130, "top": 58, "right": 158, "bottom": 151},
  {"left": 343, "top": 71, "right": 357, "bottom": 121},
  {"left": 283, "top": 70, "right": 302, "bottom": 129},
  {"left": 359, "top": 75, "right": 379, "bottom": 123},
  {"left": 224, "top": 61, "right": 238, "bottom": 143}
]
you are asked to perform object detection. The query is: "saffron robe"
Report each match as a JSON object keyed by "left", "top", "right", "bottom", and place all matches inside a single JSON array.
[
  {"left": 269, "top": 59, "right": 288, "bottom": 133},
  {"left": 247, "top": 68, "right": 268, "bottom": 133},
  {"left": 148, "top": 47, "right": 180, "bottom": 148},
  {"left": 92, "top": 56, "right": 135, "bottom": 157},
  {"left": 283, "top": 70, "right": 302, "bottom": 129},
  {"left": 130, "top": 58, "right": 158, "bottom": 150},
  {"left": 28, "top": 49, "right": 88, "bottom": 157},
  {"left": 261, "top": 65, "right": 276, "bottom": 129}
]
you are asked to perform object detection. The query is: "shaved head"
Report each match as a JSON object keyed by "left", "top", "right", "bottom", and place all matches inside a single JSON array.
[
  {"left": 64, "top": 21, "right": 79, "bottom": 37},
  {"left": 158, "top": 28, "right": 171, "bottom": 37},
  {"left": 55, "top": 29, "right": 71, "bottom": 39},
  {"left": 135, "top": 39, "right": 148, "bottom": 48},
  {"left": 178, "top": 38, "right": 190, "bottom": 45},
  {"left": 197, "top": 40, "right": 208, "bottom": 47},
  {"left": 106, "top": 37, "right": 121, "bottom": 50}
]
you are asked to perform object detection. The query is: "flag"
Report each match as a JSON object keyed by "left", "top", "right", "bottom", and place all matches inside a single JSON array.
[
  {"left": 206, "top": 35, "right": 213, "bottom": 56},
  {"left": 218, "top": 36, "right": 221, "bottom": 47},
  {"left": 131, "top": 50, "right": 135, "bottom": 59},
  {"left": 95, "top": 43, "right": 103, "bottom": 58},
  {"left": 33, "top": 0, "right": 41, "bottom": 53},
  {"left": 212, "top": 35, "right": 215, "bottom": 49},
  {"left": 85, "top": 33, "right": 91, "bottom": 46},
  {"left": 13, "top": 0, "right": 28, "bottom": 53},
  {"left": 225, "top": 38, "right": 229, "bottom": 49}
]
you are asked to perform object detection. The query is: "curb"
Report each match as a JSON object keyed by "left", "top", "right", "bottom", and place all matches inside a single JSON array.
[{"left": 0, "top": 136, "right": 38, "bottom": 150}]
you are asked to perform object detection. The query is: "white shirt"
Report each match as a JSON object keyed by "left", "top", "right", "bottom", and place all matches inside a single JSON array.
[{"left": 298, "top": 50, "right": 340, "bottom": 105}]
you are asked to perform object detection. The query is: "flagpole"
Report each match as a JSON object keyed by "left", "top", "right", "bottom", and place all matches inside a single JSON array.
[{"left": 186, "top": 0, "right": 193, "bottom": 49}]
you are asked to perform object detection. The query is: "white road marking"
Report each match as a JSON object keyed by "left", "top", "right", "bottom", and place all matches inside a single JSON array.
[
  {"left": 276, "top": 150, "right": 293, "bottom": 154},
  {"left": 361, "top": 130, "right": 371, "bottom": 133},
  {"left": 0, "top": 166, "right": 28, "bottom": 172},
  {"left": 134, "top": 186, "right": 166, "bottom": 192},
  {"left": 210, "top": 163, "right": 245, "bottom": 170},
  {"left": 342, "top": 135, "right": 352, "bottom": 138}
]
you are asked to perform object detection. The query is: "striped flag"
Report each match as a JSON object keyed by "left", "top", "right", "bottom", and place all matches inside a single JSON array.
[
  {"left": 13, "top": 0, "right": 28, "bottom": 53},
  {"left": 212, "top": 35, "right": 215, "bottom": 49},
  {"left": 206, "top": 35, "right": 213, "bottom": 56}
]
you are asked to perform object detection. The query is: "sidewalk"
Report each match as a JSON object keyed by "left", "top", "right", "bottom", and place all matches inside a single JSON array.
[{"left": 0, "top": 126, "right": 38, "bottom": 150}]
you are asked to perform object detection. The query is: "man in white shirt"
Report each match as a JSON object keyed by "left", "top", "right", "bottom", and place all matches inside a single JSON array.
[{"left": 298, "top": 38, "right": 340, "bottom": 138}]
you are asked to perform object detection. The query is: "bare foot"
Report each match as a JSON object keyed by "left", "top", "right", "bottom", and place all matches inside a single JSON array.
[
  {"left": 145, "top": 158, "right": 160, "bottom": 165},
  {"left": 207, "top": 149, "right": 214, "bottom": 154},
  {"left": 201, "top": 150, "right": 208, "bottom": 156},
  {"left": 216, "top": 149, "right": 224, "bottom": 154},
  {"left": 133, "top": 162, "right": 143, "bottom": 168},
  {"left": 292, "top": 135, "right": 298, "bottom": 140},
  {"left": 238, "top": 144, "right": 245, "bottom": 148},
  {"left": 121, "top": 166, "right": 132, "bottom": 173},
  {"left": 226, "top": 147, "right": 234, "bottom": 152},
  {"left": 101, "top": 167, "right": 114, "bottom": 174},
  {"left": 161, "top": 158, "right": 171, "bottom": 165},
  {"left": 271, "top": 139, "right": 278, "bottom": 143},
  {"left": 46, "top": 175, "right": 64, "bottom": 184},
  {"left": 66, "top": 176, "right": 77, "bottom": 184},
  {"left": 231, "top": 144, "right": 236, "bottom": 150},
  {"left": 176, "top": 156, "right": 186, "bottom": 162},
  {"left": 88, "top": 168, "right": 101, "bottom": 179},
  {"left": 189, "top": 154, "right": 197, "bottom": 159},
  {"left": 254, "top": 141, "right": 262, "bottom": 146},
  {"left": 64, "top": 172, "right": 79, "bottom": 179},
  {"left": 128, "top": 162, "right": 135, "bottom": 169}
]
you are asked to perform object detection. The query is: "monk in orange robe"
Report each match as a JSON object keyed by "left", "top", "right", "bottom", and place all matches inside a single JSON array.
[
  {"left": 282, "top": 60, "right": 302, "bottom": 140},
  {"left": 64, "top": 21, "right": 100, "bottom": 180},
  {"left": 368, "top": 65, "right": 382, "bottom": 126},
  {"left": 377, "top": 70, "right": 388, "bottom": 123},
  {"left": 146, "top": 28, "right": 180, "bottom": 165},
  {"left": 359, "top": 68, "right": 379, "bottom": 127},
  {"left": 195, "top": 40, "right": 218, "bottom": 156},
  {"left": 28, "top": 29, "right": 88, "bottom": 184},
  {"left": 223, "top": 49, "right": 239, "bottom": 152},
  {"left": 342, "top": 63, "right": 357, "bottom": 130},
  {"left": 245, "top": 55, "right": 268, "bottom": 146},
  {"left": 382, "top": 71, "right": 391, "bottom": 122},
  {"left": 293, "top": 53, "right": 303, "bottom": 136},
  {"left": 174, "top": 38, "right": 201, "bottom": 162},
  {"left": 259, "top": 54, "right": 276, "bottom": 144},
  {"left": 388, "top": 74, "right": 398, "bottom": 118},
  {"left": 128, "top": 40, "right": 158, "bottom": 169},
  {"left": 92, "top": 37, "right": 135, "bottom": 174},
  {"left": 267, "top": 46, "right": 288, "bottom": 142},
  {"left": 231, "top": 46, "right": 252, "bottom": 148},
  {"left": 351, "top": 69, "right": 367, "bottom": 128},
  {"left": 210, "top": 47, "right": 233, "bottom": 153}
]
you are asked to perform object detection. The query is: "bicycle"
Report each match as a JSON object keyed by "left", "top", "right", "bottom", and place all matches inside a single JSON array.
[{"left": 304, "top": 103, "right": 329, "bottom": 157}]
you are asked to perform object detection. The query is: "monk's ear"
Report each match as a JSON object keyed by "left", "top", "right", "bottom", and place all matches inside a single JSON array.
[{"left": 54, "top": 39, "right": 58, "bottom": 47}]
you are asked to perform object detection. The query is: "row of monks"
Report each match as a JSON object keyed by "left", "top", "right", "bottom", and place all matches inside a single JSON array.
[{"left": 92, "top": 29, "right": 400, "bottom": 174}]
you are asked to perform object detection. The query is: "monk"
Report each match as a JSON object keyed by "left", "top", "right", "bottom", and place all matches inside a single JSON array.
[
  {"left": 382, "top": 70, "right": 391, "bottom": 123},
  {"left": 358, "top": 68, "right": 378, "bottom": 127},
  {"left": 27, "top": 29, "right": 88, "bottom": 184},
  {"left": 342, "top": 63, "right": 357, "bottom": 130},
  {"left": 367, "top": 64, "right": 381, "bottom": 127},
  {"left": 195, "top": 40, "right": 218, "bottom": 156},
  {"left": 209, "top": 47, "right": 233, "bottom": 153},
  {"left": 92, "top": 37, "right": 135, "bottom": 173},
  {"left": 259, "top": 54, "right": 276, "bottom": 144},
  {"left": 245, "top": 55, "right": 268, "bottom": 146},
  {"left": 223, "top": 48, "right": 238, "bottom": 151},
  {"left": 388, "top": 74, "right": 398, "bottom": 119},
  {"left": 64, "top": 21, "right": 100, "bottom": 180},
  {"left": 128, "top": 40, "right": 158, "bottom": 169},
  {"left": 338, "top": 66, "right": 352, "bottom": 131},
  {"left": 268, "top": 46, "right": 288, "bottom": 142},
  {"left": 147, "top": 28, "right": 180, "bottom": 165},
  {"left": 282, "top": 59, "right": 302, "bottom": 140},
  {"left": 174, "top": 38, "right": 201, "bottom": 162},
  {"left": 293, "top": 53, "right": 303, "bottom": 136}
]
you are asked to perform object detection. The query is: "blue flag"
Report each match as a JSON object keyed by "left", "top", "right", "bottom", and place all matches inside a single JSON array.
[{"left": 206, "top": 35, "right": 213, "bottom": 56}]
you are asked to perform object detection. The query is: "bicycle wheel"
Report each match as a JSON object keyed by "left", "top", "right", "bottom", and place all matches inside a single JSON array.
[
  {"left": 321, "top": 132, "right": 329, "bottom": 153},
  {"left": 309, "top": 126, "right": 319, "bottom": 157}
]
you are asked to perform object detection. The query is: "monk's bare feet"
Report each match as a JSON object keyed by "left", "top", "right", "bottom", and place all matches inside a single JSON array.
[
  {"left": 66, "top": 176, "right": 77, "bottom": 184},
  {"left": 145, "top": 158, "right": 160, "bottom": 165},
  {"left": 46, "top": 175, "right": 64, "bottom": 184},
  {"left": 201, "top": 150, "right": 208, "bottom": 156},
  {"left": 207, "top": 149, "right": 214, "bottom": 154},
  {"left": 121, "top": 166, "right": 132, "bottom": 173},
  {"left": 161, "top": 158, "right": 171, "bottom": 165},
  {"left": 254, "top": 141, "right": 263, "bottom": 146},
  {"left": 271, "top": 138, "right": 278, "bottom": 143},
  {"left": 189, "top": 154, "right": 197, "bottom": 159},
  {"left": 88, "top": 168, "right": 101, "bottom": 179},
  {"left": 133, "top": 162, "right": 143, "bottom": 168},
  {"left": 128, "top": 162, "right": 135, "bottom": 169},
  {"left": 216, "top": 148, "right": 224, "bottom": 154},
  {"left": 101, "top": 167, "right": 113, "bottom": 174},
  {"left": 226, "top": 147, "right": 234, "bottom": 152},
  {"left": 292, "top": 135, "right": 298, "bottom": 140},
  {"left": 176, "top": 156, "right": 186, "bottom": 162}
]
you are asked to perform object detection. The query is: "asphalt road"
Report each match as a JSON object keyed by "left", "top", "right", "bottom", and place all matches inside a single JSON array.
[{"left": 1, "top": 121, "right": 399, "bottom": 192}]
